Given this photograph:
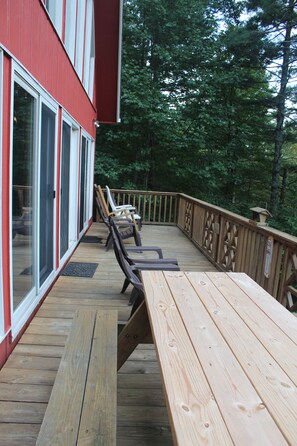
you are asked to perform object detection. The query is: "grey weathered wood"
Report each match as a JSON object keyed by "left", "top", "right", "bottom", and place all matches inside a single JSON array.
[
  {"left": 36, "top": 308, "right": 118, "bottom": 446},
  {"left": 77, "top": 310, "right": 118, "bottom": 446}
]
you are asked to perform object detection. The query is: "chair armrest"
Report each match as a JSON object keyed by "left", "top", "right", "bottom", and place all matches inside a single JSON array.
[
  {"left": 113, "top": 218, "right": 134, "bottom": 227},
  {"left": 126, "top": 246, "right": 164, "bottom": 258},
  {"left": 131, "top": 264, "right": 180, "bottom": 271},
  {"left": 130, "top": 258, "right": 178, "bottom": 265},
  {"left": 114, "top": 205, "right": 136, "bottom": 211}
]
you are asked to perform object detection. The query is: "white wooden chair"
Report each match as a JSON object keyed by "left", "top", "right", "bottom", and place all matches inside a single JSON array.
[{"left": 106, "top": 185, "right": 142, "bottom": 229}]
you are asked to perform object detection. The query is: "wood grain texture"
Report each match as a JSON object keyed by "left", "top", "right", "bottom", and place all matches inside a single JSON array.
[
  {"left": 36, "top": 309, "right": 96, "bottom": 446},
  {"left": 118, "top": 301, "right": 152, "bottom": 371},
  {"left": 0, "top": 423, "right": 40, "bottom": 446},
  {"left": 187, "top": 272, "right": 296, "bottom": 445},
  {"left": 228, "top": 272, "right": 297, "bottom": 344},
  {"left": 77, "top": 310, "right": 118, "bottom": 446},
  {"left": 164, "top": 271, "right": 287, "bottom": 445},
  {"left": 142, "top": 270, "right": 233, "bottom": 446},
  {"left": 208, "top": 272, "right": 297, "bottom": 385}
]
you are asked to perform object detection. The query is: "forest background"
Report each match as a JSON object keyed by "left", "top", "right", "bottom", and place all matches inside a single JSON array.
[{"left": 95, "top": 0, "right": 297, "bottom": 235}]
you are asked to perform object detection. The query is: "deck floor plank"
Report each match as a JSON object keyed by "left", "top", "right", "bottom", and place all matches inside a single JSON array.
[{"left": 0, "top": 223, "right": 216, "bottom": 445}]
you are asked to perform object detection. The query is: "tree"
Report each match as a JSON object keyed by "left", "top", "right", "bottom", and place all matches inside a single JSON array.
[
  {"left": 246, "top": 0, "right": 297, "bottom": 214},
  {"left": 95, "top": 0, "right": 297, "bottom": 232}
]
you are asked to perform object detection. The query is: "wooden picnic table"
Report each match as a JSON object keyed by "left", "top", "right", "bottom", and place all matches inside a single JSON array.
[{"left": 118, "top": 271, "right": 297, "bottom": 445}]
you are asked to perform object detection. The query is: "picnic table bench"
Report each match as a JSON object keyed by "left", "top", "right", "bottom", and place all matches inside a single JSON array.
[
  {"left": 118, "top": 271, "right": 297, "bottom": 445},
  {"left": 36, "top": 308, "right": 118, "bottom": 446}
]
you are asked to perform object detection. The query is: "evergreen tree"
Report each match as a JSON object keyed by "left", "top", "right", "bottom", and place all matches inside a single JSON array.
[{"left": 246, "top": 0, "right": 297, "bottom": 214}]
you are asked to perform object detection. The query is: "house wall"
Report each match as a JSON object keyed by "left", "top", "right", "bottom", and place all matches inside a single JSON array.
[
  {"left": 0, "top": 0, "right": 96, "bottom": 136},
  {"left": 0, "top": 0, "right": 99, "bottom": 368}
]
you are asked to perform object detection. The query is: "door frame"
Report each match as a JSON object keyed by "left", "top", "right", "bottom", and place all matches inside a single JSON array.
[{"left": 0, "top": 49, "right": 4, "bottom": 341}]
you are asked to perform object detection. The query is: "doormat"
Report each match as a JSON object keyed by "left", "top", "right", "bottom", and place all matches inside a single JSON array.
[
  {"left": 20, "top": 265, "right": 32, "bottom": 275},
  {"left": 80, "top": 235, "right": 103, "bottom": 244},
  {"left": 61, "top": 262, "right": 98, "bottom": 278}
]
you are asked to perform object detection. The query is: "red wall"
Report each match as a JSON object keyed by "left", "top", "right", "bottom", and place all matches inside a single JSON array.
[
  {"left": 0, "top": 1, "right": 99, "bottom": 367},
  {"left": 94, "top": 0, "right": 121, "bottom": 124},
  {"left": 0, "top": 0, "right": 96, "bottom": 137}
]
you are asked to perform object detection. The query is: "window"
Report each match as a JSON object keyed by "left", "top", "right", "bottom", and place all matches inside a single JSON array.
[
  {"left": 0, "top": 50, "right": 4, "bottom": 340},
  {"left": 84, "top": 0, "right": 95, "bottom": 99},
  {"left": 45, "top": 0, "right": 63, "bottom": 36},
  {"left": 65, "top": 0, "right": 77, "bottom": 64},
  {"left": 75, "top": 0, "right": 86, "bottom": 79},
  {"left": 88, "top": 16, "right": 95, "bottom": 100}
]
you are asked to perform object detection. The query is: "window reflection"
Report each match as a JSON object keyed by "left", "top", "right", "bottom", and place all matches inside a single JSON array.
[{"left": 12, "top": 83, "right": 35, "bottom": 310}]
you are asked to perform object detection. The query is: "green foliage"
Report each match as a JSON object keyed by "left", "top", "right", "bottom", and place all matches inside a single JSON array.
[{"left": 95, "top": 0, "right": 297, "bottom": 235}]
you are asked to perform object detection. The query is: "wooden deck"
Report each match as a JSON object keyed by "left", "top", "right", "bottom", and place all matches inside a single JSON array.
[{"left": 0, "top": 223, "right": 216, "bottom": 446}]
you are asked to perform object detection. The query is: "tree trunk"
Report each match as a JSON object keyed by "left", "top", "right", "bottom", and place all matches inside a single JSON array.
[
  {"left": 270, "top": 0, "right": 295, "bottom": 214},
  {"left": 279, "top": 167, "right": 288, "bottom": 208}
]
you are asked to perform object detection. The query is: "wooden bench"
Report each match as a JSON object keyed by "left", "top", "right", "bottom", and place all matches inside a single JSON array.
[{"left": 36, "top": 308, "right": 118, "bottom": 446}]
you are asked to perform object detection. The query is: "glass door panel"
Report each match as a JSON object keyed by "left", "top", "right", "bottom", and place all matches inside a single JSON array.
[
  {"left": 60, "top": 121, "right": 71, "bottom": 259},
  {"left": 39, "top": 103, "right": 55, "bottom": 286},
  {"left": 79, "top": 136, "right": 88, "bottom": 232},
  {"left": 12, "top": 83, "right": 36, "bottom": 311}
]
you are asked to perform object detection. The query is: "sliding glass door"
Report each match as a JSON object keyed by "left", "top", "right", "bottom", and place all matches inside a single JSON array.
[
  {"left": 39, "top": 103, "right": 56, "bottom": 286},
  {"left": 60, "top": 116, "right": 79, "bottom": 261},
  {"left": 12, "top": 81, "right": 36, "bottom": 311},
  {"left": 80, "top": 135, "right": 91, "bottom": 233},
  {"left": 11, "top": 70, "right": 57, "bottom": 335},
  {"left": 60, "top": 121, "right": 71, "bottom": 259}
]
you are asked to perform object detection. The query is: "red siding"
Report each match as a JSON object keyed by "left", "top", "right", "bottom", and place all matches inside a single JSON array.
[
  {"left": 0, "top": 0, "right": 96, "bottom": 137},
  {"left": 0, "top": 336, "right": 9, "bottom": 368},
  {"left": 94, "top": 0, "right": 121, "bottom": 124}
]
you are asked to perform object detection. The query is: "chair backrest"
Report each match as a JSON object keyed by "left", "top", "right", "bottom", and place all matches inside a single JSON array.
[
  {"left": 95, "top": 185, "right": 111, "bottom": 218},
  {"left": 106, "top": 185, "right": 118, "bottom": 212},
  {"left": 110, "top": 217, "right": 131, "bottom": 260},
  {"left": 110, "top": 225, "right": 143, "bottom": 292},
  {"left": 94, "top": 195, "right": 108, "bottom": 226}
]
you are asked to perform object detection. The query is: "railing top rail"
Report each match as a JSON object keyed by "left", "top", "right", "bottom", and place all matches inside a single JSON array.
[
  {"left": 109, "top": 189, "right": 178, "bottom": 197},
  {"left": 178, "top": 193, "right": 297, "bottom": 247}
]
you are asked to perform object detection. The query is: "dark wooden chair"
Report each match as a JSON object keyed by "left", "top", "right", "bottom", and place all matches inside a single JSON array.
[
  {"left": 109, "top": 217, "right": 178, "bottom": 265},
  {"left": 109, "top": 224, "right": 180, "bottom": 311}
]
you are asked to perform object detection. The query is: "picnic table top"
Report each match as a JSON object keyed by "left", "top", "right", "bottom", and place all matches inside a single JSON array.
[{"left": 141, "top": 270, "right": 297, "bottom": 446}]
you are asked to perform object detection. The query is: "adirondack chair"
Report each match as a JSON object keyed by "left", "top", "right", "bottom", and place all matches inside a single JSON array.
[
  {"left": 106, "top": 185, "right": 142, "bottom": 230},
  {"left": 94, "top": 186, "right": 141, "bottom": 249},
  {"left": 110, "top": 223, "right": 180, "bottom": 309}
]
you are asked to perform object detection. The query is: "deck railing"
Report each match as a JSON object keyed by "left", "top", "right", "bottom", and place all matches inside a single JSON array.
[
  {"left": 105, "top": 189, "right": 297, "bottom": 310},
  {"left": 110, "top": 189, "right": 179, "bottom": 225}
]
